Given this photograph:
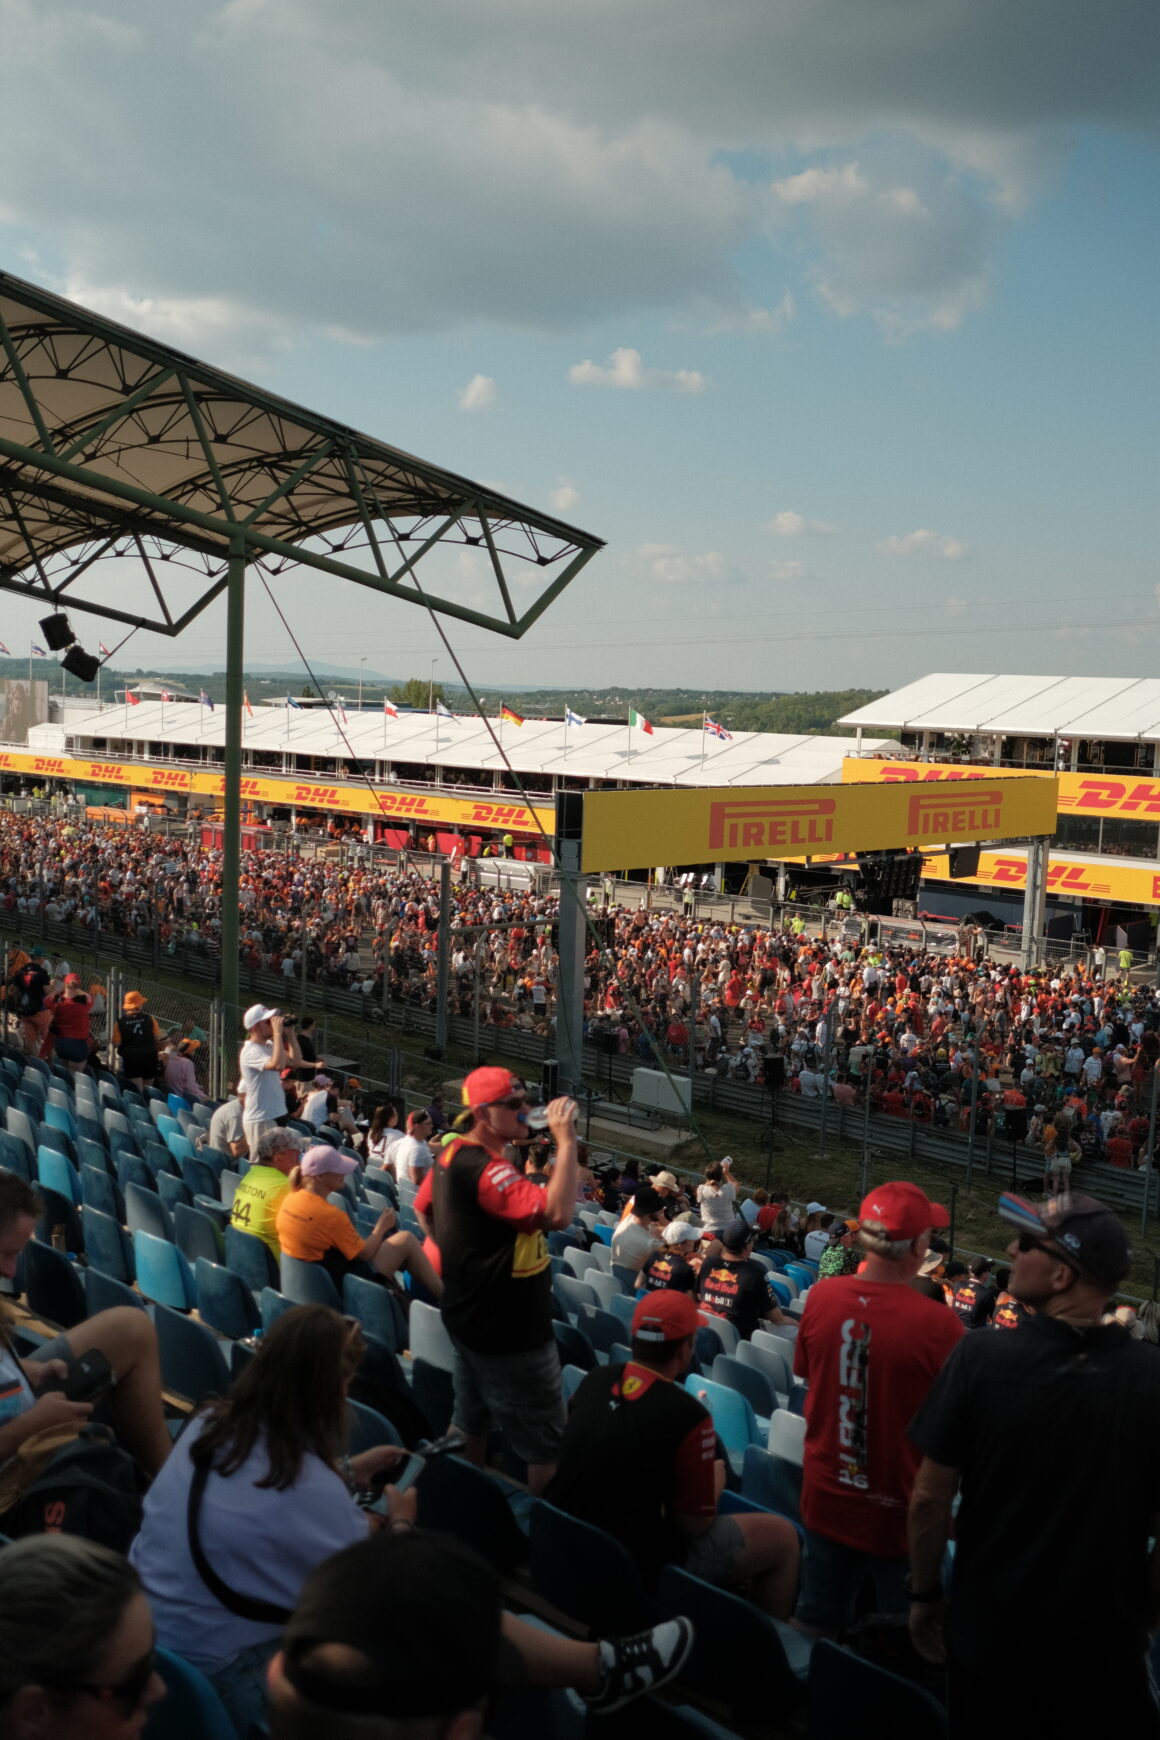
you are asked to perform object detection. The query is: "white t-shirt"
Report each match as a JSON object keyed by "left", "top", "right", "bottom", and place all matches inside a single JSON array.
[
  {"left": 239, "top": 1038, "right": 285, "bottom": 1126},
  {"left": 301, "top": 1088, "right": 330, "bottom": 1128},
  {"left": 393, "top": 1134, "right": 433, "bottom": 1184},
  {"left": 696, "top": 1179, "right": 737, "bottom": 1233},
  {"left": 130, "top": 1420, "right": 367, "bottom": 1673},
  {"left": 804, "top": 1228, "right": 830, "bottom": 1262},
  {"left": 367, "top": 1127, "right": 405, "bottom": 1167}
]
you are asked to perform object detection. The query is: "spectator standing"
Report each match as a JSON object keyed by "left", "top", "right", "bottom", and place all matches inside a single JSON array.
[
  {"left": 9, "top": 946, "right": 51, "bottom": 1057},
  {"left": 112, "top": 990, "right": 162, "bottom": 1091},
  {"left": 695, "top": 1158, "right": 738, "bottom": 1234},
  {"left": 792, "top": 1182, "right": 963, "bottom": 1637},
  {"left": 415, "top": 1067, "right": 578, "bottom": 1494},
  {"left": 908, "top": 1192, "right": 1160, "bottom": 1732},
  {"left": 239, "top": 1004, "right": 299, "bottom": 1148},
  {"left": 45, "top": 973, "right": 91, "bottom": 1076}
]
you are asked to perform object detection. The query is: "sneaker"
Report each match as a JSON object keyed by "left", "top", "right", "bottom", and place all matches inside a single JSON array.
[{"left": 583, "top": 1616, "right": 695, "bottom": 1714}]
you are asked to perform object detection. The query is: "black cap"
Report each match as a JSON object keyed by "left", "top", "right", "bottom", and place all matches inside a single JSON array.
[
  {"left": 999, "top": 1191, "right": 1132, "bottom": 1290},
  {"left": 720, "top": 1216, "right": 755, "bottom": 1253},
  {"left": 282, "top": 1531, "right": 500, "bottom": 1718}
]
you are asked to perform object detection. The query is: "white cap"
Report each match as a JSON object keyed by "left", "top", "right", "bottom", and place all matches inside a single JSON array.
[
  {"left": 664, "top": 1221, "right": 702, "bottom": 1246},
  {"left": 243, "top": 1003, "right": 278, "bottom": 1030},
  {"left": 806, "top": 1200, "right": 826, "bottom": 1213}
]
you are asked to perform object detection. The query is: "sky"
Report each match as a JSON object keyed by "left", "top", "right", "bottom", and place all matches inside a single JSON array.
[{"left": 0, "top": 0, "right": 1157, "bottom": 697}]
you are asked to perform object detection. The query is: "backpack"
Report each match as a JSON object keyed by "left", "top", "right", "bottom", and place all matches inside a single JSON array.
[
  {"left": 0, "top": 1424, "right": 144, "bottom": 1553},
  {"left": 14, "top": 969, "right": 38, "bottom": 1016}
]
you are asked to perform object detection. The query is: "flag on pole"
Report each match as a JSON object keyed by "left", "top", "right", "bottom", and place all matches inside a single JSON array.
[
  {"left": 629, "top": 708, "right": 654, "bottom": 735},
  {"left": 98, "top": 642, "right": 111, "bottom": 656},
  {"left": 703, "top": 717, "right": 733, "bottom": 741},
  {"left": 499, "top": 703, "right": 524, "bottom": 727},
  {"left": 0, "top": 642, "right": 9, "bottom": 655},
  {"left": 337, "top": 697, "right": 348, "bottom": 723},
  {"left": 199, "top": 690, "right": 214, "bottom": 711},
  {"left": 125, "top": 689, "right": 140, "bottom": 706},
  {"left": 286, "top": 695, "right": 302, "bottom": 709},
  {"left": 31, "top": 644, "right": 46, "bottom": 657},
  {"left": 565, "top": 706, "right": 586, "bottom": 728},
  {"left": 436, "top": 699, "right": 454, "bottom": 718},
  {"left": 160, "top": 690, "right": 173, "bottom": 704},
  {"left": 244, "top": 693, "right": 253, "bottom": 717},
  {"left": 383, "top": 700, "right": 399, "bottom": 719}
]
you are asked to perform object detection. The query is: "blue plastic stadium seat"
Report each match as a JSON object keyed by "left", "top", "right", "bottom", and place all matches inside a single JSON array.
[
  {"left": 343, "top": 1272, "right": 406, "bottom": 1353},
  {"left": 409, "top": 1357, "right": 455, "bottom": 1438},
  {"left": 36, "top": 1124, "right": 79, "bottom": 1165},
  {"left": 5, "top": 1107, "right": 37, "bottom": 1168},
  {"left": 142, "top": 1647, "right": 237, "bottom": 1740},
  {"left": 167, "top": 1092, "right": 192, "bottom": 1116},
  {"left": 578, "top": 1302, "right": 627, "bottom": 1356},
  {"left": 551, "top": 1318, "right": 597, "bottom": 1371},
  {"left": 807, "top": 1640, "right": 946, "bottom": 1738},
  {"left": 166, "top": 1132, "right": 198, "bottom": 1168},
  {"left": 36, "top": 1147, "right": 81, "bottom": 1206},
  {"left": 156, "top": 1172, "right": 194, "bottom": 1217},
  {"left": 42, "top": 1102, "right": 76, "bottom": 1140},
  {"left": 224, "top": 1224, "right": 279, "bottom": 1294},
  {"left": 82, "top": 1206, "right": 135, "bottom": 1284},
  {"left": 132, "top": 1229, "right": 196, "bottom": 1310},
  {"left": 173, "top": 1204, "right": 225, "bottom": 1268},
  {"left": 80, "top": 1163, "right": 125, "bottom": 1221},
  {"left": 280, "top": 1253, "right": 342, "bottom": 1309},
  {"left": 0, "top": 1130, "right": 33, "bottom": 1179},
  {"left": 529, "top": 1501, "right": 653, "bottom": 1635},
  {"left": 260, "top": 1286, "right": 298, "bottom": 1333},
  {"left": 116, "top": 1153, "right": 157, "bottom": 1198},
  {"left": 23, "top": 1240, "right": 87, "bottom": 1328},
  {"left": 125, "top": 1180, "right": 174, "bottom": 1243},
  {"left": 656, "top": 1564, "right": 802, "bottom": 1722},
  {"left": 144, "top": 1140, "right": 180, "bottom": 1179},
  {"left": 345, "top": 1398, "right": 403, "bottom": 1455},
  {"left": 84, "top": 1265, "right": 145, "bottom": 1315},
  {"left": 182, "top": 1155, "right": 219, "bottom": 1200},
  {"left": 684, "top": 1376, "right": 763, "bottom": 1475},
  {"left": 154, "top": 1303, "right": 231, "bottom": 1407},
  {"left": 551, "top": 1273, "right": 599, "bottom": 1323},
  {"left": 742, "top": 1444, "right": 802, "bottom": 1526},
  {"left": 195, "top": 1258, "right": 261, "bottom": 1340},
  {"left": 711, "top": 1353, "right": 777, "bottom": 1420},
  {"left": 416, "top": 1455, "right": 527, "bottom": 1573}
]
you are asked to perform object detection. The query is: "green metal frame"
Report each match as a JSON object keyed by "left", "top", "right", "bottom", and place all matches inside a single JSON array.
[{"left": 0, "top": 268, "right": 604, "bottom": 1008}]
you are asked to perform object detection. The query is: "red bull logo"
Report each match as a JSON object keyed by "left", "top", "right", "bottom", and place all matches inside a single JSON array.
[{"left": 707, "top": 796, "right": 836, "bottom": 852}]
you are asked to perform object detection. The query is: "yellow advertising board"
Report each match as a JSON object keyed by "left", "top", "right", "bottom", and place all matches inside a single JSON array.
[
  {"left": 579, "top": 777, "right": 1058, "bottom": 875},
  {"left": 844, "top": 755, "right": 1160, "bottom": 824},
  {"left": 0, "top": 747, "right": 553, "bottom": 834},
  {"left": 922, "top": 850, "right": 1160, "bottom": 908}
]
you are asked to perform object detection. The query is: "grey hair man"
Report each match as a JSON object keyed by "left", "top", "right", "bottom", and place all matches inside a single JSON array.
[{"left": 228, "top": 1126, "right": 306, "bottom": 1263}]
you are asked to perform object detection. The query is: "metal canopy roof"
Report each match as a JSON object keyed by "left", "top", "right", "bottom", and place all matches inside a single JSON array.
[
  {"left": 0, "top": 268, "right": 602, "bottom": 638},
  {"left": 43, "top": 701, "right": 899, "bottom": 788},
  {"left": 839, "top": 674, "right": 1160, "bottom": 743}
]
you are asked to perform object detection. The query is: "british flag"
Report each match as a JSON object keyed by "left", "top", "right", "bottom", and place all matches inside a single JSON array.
[{"left": 704, "top": 716, "right": 733, "bottom": 741}]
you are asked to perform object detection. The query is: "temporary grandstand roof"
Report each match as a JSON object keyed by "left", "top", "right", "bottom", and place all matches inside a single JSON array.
[
  {"left": 839, "top": 674, "right": 1160, "bottom": 743},
  {"left": 0, "top": 268, "right": 601, "bottom": 637},
  {"left": 46, "top": 700, "right": 900, "bottom": 787}
]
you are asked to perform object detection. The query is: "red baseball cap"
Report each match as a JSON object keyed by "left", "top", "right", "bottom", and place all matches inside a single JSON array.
[
  {"left": 859, "top": 1181, "right": 948, "bottom": 1241},
  {"left": 461, "top": 1066, "right": 525, "bottom": 1110},
  {"left": 631, "top": 1290, "right": 701, "bottom": 1344}
]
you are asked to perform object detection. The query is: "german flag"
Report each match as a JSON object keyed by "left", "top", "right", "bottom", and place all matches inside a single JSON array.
[{"left": 499, "top": 703, "right": 524, "bottom": 726}]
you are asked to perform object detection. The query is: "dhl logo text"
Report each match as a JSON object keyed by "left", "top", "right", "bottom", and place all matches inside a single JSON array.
[
  {"left": 1060, "top": 778, "right": 1160, "bottom": 815},
  {"left": 879, "top": 765, "right": 992, "bottom": 782},
  {"left": 707, "top": 796, "right": 836, "bottom": 851}
]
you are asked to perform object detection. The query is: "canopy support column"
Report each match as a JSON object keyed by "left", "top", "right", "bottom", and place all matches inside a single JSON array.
[
  {"left": 221, "top": 540, "right": 246, "bottom": 1016},
  {"left": 1020, "top": 839, "right": 1048, "bottom": 972},
  {"left": 556, "top": 852, "right": 588, "bottom": 1098}
]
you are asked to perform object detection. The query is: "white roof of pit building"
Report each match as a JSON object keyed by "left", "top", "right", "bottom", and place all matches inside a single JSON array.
[
  {"left": 839, "top": 674, "right": 1160, "bottom": 743},
  {"left": 43, "top": 700, "right": 901, "bottom": 788}
]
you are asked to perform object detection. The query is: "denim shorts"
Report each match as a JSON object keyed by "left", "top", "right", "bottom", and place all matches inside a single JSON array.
[
  {"left": 795, "top": 1527, "right": 908, "bottom": 1633},
  {"left": 449, "top": 1336, "right": 565, "bottom": 1468}
]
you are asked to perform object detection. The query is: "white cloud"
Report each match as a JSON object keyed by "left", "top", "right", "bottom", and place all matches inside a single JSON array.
[
  {"left": 568, "top": 348, "right": 708, "bottom": 393},
  {"left": 633, "top": 542, "right": 726, "bottom": 584},
  {"left": 0, "top": 2, "right": 1153, "bottom": 351},
  {"left": 770, "top": 559, "right": 808, "bottom": 582},
  {"left": 770, "top": 509, "right": 834, "bottom": 537},
  {"left": 695, "top": 291, "right": 796, "bottom": 336},
  {"left": 878, "top": 529, "right": 968, "bottom": 559},
  {"left": 457, "top": 373, "right": 496, "bottom": 411},
  {"left": 550, "top": 481, "right": 580, "bottom": 514}
]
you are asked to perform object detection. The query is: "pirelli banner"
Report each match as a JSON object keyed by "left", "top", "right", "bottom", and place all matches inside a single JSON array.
[
  {"left": 844, "top": 755, "right": 1160, "bottom": 823},
  {"left": 0, "top": 746, "right": 554, "bottom": 834},
  {"left": 579, "top": 777, "right": 1058, "bottom": 875}
]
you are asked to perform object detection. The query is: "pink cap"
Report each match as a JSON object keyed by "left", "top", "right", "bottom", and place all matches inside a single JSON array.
[{"left": 299, "top": 1145, "right": 358, "bottom": 1178}]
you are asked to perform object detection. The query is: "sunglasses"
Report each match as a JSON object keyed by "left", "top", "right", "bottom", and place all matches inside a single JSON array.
[
  {"left": 56, "top": 1647, "right": 157, "bottom": 1716},
  {"left": 1016, "top": 1231, "right": 1080, "bottom": 1273},
  {"left": 487, "top": 1096, "right": 528, "bottom": 1111}
]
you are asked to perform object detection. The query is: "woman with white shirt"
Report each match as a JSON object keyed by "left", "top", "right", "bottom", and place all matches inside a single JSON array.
[{"left": 695, "top": 1158, "right": 738, "bottom": 1234}]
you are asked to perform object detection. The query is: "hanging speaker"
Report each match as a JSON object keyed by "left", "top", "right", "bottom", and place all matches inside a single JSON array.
[
  {"left": 61, "top": 644, "right": 100, "bottom": 683},
  {"left": 39, "top": 612, "right": 75, "bottom": 650}
]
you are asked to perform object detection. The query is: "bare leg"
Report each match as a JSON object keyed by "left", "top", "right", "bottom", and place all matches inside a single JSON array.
[
  {"left": 371, "top": 1230, "right": 443, "bottom": 1300},
  {"left": 66, "top": 1307, "right": 171, "bottom": 1476},
  {"left": 526, "top": 1460, "right": 556, "bottom": 1497},
  {"left": 724, "top": 1512, "right": 800, "bottom": 1619},
  {"left": 499, "top": 1613, "right": 601, "bottom": 1691}
]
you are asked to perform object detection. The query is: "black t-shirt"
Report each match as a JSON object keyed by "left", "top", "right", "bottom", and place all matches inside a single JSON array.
[
  {"left": 641, "top": 1250, "right": 697, "bottom": 1294},
  {"left": 12, "top": 964, "right": 50, "bottom": 1015},
  {"left": 546, "top": 1362, "right": 711, "bottom": 1578},
  {"left": 950, "top": 1278, "right": 990, "bottom": 1323},
  {"left": 429, "top": 1138, "right": 552, "bottom": 1356},
  {"left": 697, "top": 1256, "right": 773, "bottom": 1339},
  {"left": 910, "top": 1314, "right": 1160, "bottom": 1666}
]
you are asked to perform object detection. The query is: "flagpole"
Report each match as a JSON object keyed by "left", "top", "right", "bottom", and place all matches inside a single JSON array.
[
  {"left": 562, "top": 709, "right": 567, "bottom": 763},
  {"left": 700, "top": 711, "right": 707, "bottom": 775},
  {"left": 627, "top": 711, "right": 632, "bottom": 766}
]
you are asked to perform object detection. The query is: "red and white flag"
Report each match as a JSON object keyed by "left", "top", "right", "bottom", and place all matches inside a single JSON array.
[
  {"left": 125, "top": 690, "right": 140, "bottom": 706},
  {"left": 244, "top": 693, "right": 253, "bottom": 717},
  {"left": 383, "top": 700, "right": 398, "bottom": 719},
  {"left": 629, "top": 708, "right": 654, "bottom": 735},
  {"left": 98, "top": 642, "right": 111, "bottom": 656}
]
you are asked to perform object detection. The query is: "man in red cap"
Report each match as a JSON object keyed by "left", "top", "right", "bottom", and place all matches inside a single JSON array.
[
  {"left": 792, "top": 1180, "right": 963, "bottom": 1638},
  {"left": 414, "top": 1066, "right": 578, "bottom": 1493},
  {"left": 547, "top": 1290, "right": 799, "bottom": 1616}
]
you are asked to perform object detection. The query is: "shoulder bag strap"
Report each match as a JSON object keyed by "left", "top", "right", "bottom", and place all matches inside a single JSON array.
[{"left": 186, "top": 1457, "right": 294, "bottom": 1625}]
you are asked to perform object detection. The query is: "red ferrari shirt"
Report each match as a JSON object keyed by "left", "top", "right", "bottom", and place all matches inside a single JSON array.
[{"left": 794, "top": 1275, "right": 963, "bottom": 1557}]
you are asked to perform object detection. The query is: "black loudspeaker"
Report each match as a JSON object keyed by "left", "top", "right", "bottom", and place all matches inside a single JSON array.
[
  {"left": 949, "top": 847, "right": 981, "bottom": 879},
  {"left": 39, "top": 612, "right": 75, "bottom": 650},
  {"left": 61, "top": 644, "right": 101, "bottom": 683},
  {"left": 555, "top": 791, "right": 583, "bottom": 840}
]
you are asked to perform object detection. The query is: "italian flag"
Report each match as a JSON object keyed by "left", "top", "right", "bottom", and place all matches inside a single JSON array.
[{"left": 629, "top": 708, "right": 653, "bottom": 734}]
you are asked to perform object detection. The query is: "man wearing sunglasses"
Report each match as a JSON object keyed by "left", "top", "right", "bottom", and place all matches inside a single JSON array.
[
  {"left": 415, "top": 1066, "right": 578, "bottom": 1495},
  {"left": 908, "top": 1191, "right": 1160, "bottom": 1733}
]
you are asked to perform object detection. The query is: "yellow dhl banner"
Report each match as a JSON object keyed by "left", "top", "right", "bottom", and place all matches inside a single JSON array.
[
  {"left": 844, "top": 755, "right": 1160, "bottom": 823},
  {"left": 922, "top": 850, "right": 1160, "bottom": 907},
  {"left": 579, "top": 776, "right": 1058, "bottom": 874},
  {"left": 0, "top": 747, "right": 554, "bottom": 833}
]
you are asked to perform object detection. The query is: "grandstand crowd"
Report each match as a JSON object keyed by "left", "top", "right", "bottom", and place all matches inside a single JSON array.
[
  {"left": 0, "top": 946, "right": 1156, "bottom": 1733},
  {"left": 4, "top": 806, "right": 1159, "bottom": 1176}
]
